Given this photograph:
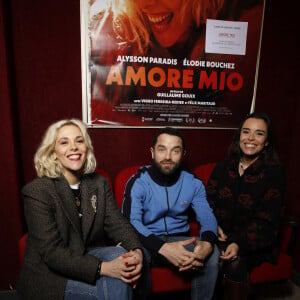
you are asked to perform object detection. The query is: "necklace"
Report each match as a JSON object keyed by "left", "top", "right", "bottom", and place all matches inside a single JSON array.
[
  {"left": 239, "top": 161, "right": 246, "bottom": 170},
  {"left": 239, "top": 156, "right": 259, "bottom": 170}
]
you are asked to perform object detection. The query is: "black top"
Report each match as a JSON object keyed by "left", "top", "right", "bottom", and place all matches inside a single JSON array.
[{"left": 206, "top": 157, "right": 285, "bottom": 256}]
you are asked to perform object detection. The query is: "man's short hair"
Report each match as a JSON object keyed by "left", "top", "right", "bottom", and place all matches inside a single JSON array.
[{"left": 152, "top": 127, "right": 185, "bottom": 151}]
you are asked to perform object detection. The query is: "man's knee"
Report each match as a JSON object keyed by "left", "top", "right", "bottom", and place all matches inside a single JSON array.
[{"left": 205, "top": 245, "right": 220, "bottom": 267}]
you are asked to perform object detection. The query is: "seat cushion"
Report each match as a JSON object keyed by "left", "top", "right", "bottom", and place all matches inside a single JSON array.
[{"left": 249, "top": 253, "right": 293, "bottom": 284}]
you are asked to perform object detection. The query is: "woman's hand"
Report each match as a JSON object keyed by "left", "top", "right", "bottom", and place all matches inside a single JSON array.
[
  {"left": 122, "top": 249, "right": 143, "bottom": 286},
  {"left": 100, "top": 249, "right": 143, "bottom": 285},
  {"left": 218, "top": 226, "right": 227, "bottom": 241},
  {"left": 220, "top": 242, "right": 239, "bottom": 261}
]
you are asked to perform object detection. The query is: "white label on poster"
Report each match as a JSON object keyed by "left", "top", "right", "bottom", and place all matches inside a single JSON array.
[{"left": 205, "top": 19, "right": 248, "bottom": 55}]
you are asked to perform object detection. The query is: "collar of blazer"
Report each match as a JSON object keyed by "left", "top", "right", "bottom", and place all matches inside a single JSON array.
[{"left": 55, "top": 175, "right": 98, "bottom": 242}]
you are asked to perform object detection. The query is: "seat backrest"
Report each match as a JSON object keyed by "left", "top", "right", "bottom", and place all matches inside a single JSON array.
[
  {"left": 193, "top": 162, "right": 216, "bottom": 185},
  {"left": 95, "top": 168, "right": 113, "bottom": 191},
  {"left": 114, "top": 165, "right": 142, "bottom": 209},
  {"left": 19, "top": 233, "right": 28, "bottom": 265}
]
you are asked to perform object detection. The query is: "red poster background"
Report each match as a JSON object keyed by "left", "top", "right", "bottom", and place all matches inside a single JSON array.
[{"left": 82, "top": 0, "right": 265, "bottom": 128}]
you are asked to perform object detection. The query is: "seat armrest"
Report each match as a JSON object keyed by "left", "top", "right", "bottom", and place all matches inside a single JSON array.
[{"left": 280, "top": 216, "right": 299, "bottom": 255}]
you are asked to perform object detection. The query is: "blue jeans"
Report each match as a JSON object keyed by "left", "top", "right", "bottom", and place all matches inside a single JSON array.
[
  {"left": 64, "top": 246, "right": 133, "bottom": 300},
  {"left": 143, "top": 236, "right": 220, "bottom": 300}
]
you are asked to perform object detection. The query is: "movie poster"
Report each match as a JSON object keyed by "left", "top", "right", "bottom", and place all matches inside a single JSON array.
[{"left": 81, "top": 0, "right": 265, "bottom": 128}]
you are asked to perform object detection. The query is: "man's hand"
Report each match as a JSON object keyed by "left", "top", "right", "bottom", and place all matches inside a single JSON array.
[
  {"left": 158, "top": 238, "right": 214, "bottom": 272},
  {"left": 179, "top": 240, "right": 213, "bottom": 271},
  {"left": 158, "top": 238, "right": 199, "bottom": 269}
]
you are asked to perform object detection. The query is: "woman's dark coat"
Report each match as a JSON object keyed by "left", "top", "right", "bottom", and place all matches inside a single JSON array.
[{"left": 17, "top": 173, "right": 142, "bottom": 300}]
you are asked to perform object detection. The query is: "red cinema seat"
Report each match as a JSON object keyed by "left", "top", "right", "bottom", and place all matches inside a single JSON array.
[{"left": 95, "top": 168, "right": 113, "bottom": 191}]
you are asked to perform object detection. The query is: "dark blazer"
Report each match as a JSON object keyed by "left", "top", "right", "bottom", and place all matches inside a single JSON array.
[{"left": 17, "top": 173, "right": 142, "bottom": 300}]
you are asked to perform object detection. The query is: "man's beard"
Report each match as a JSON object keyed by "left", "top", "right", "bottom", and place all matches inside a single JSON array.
[{"left": 153, "top": 159, "right": 181, "bottom": 176}]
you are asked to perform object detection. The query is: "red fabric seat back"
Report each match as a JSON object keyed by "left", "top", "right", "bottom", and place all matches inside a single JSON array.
[
  {"left": 95, "top": 168, "right": 113, "bottom": 191},
  {"left": 193, "top": 162, "right": 216, "bottom": 185},
  {"left": 114, "top": 165, "right": 141, "bottom": 209}
]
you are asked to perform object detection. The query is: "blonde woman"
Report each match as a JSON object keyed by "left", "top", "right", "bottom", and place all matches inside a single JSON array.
[{"left": 17, "top": 119, "right": 143, "bottom": 300}]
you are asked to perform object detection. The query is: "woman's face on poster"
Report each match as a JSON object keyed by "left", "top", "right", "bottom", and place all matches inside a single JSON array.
[{"left": 137, "top": 0, "right": 194, "bottom": 47}]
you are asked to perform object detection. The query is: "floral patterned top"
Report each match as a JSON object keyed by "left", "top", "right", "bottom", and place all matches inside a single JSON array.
[{"left": 206, "top": 157, "right": 285, "bottom": 256}]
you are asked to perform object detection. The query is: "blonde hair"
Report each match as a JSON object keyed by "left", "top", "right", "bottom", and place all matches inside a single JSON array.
[
  {"left": 34, "top": 119, "right": 96, "bottom": 178},
  {"left": 95, "top": 0, "right": 224, "bottom": 54}
]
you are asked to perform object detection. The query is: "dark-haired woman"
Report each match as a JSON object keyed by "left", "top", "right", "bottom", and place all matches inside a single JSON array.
[{"left": 206, "top": 112, "right": 285, "bottom": 299}]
